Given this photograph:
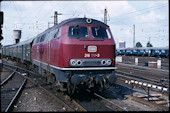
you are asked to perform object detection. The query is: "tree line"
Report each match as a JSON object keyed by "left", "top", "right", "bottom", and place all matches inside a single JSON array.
[{"left": 135, "top": 41, "right": 153, "bottom": 47}]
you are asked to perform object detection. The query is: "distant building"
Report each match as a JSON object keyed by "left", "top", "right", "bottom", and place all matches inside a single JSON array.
[{"left": 119, "top": 40, "right": 125, "bottom": 48}]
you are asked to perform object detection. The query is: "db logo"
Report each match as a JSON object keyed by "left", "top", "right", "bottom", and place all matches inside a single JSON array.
[{"left": 88, "top": 46, "right": 97, "bottom": 52}]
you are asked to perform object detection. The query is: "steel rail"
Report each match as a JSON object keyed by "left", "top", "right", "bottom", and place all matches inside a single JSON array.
[
  {"left": 116, "top": 72, "right": 169, "bottom": 95},
  {"left": 116, "top": 72, "right": 169, "bottom": 109},
  {"left": 1, "top": 68, "right": 17, "bottom": 86},
  {"left": 37, "top": 85, "right": 75, "bottom": 111},
  {"left": 3, "top": 62, "right": 87, "bottom": 111},
  {"left": 5, "top": 78, "right": 27, "bottom": 112},
  {"left": 86, "top": 89, "right": 127, "bottom": 111},
  {"left": 115, "top": 70, "right": 169, "bottom": 88},
  {"left": 117, "top": 63, "right": 169, "bottom": 73},
  {"left": 3, "top": 62, "right": 37, "bottom": 76}
]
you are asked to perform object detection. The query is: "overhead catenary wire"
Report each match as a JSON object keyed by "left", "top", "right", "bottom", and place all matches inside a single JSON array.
[
  {"left": 109, "top": 2, "right": 168, "bottom": 45},
  {"left": 11, "top": 1, "right": 23, "bottom": 27},
  {"left": 109, "top": 3, "right": 168, "bottom": 25},
  {"left": 113, "top": 3, "right": 168, "bottom": 19}
]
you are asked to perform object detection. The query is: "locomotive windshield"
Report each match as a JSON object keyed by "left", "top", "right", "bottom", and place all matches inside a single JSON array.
[
  {"left": 68, "top": 26, "right": 89, "bottom": 38},
  {"left": 91, "top": 27, "right": 111, "bottom": 39}
]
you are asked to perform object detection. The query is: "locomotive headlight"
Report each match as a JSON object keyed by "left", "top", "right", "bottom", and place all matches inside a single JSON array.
[
  {"left": 101, "top": 60, "right": 106, "bottom": 65},
  {"left": 70, "top": 59, "right": 77, "bottom": 66},
  {"left": 106, "top": 59, "right": 112, "bottom": 65},
  {"left": 77, "top": 60, "right": 82, "bottom": 66}
]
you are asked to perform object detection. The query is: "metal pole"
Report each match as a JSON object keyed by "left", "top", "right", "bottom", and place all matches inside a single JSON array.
[
  {"left": 48, "top": 22, "right": 50, "bottom": 28},
  {"left": 54, "top": 11, "right": 58, "bottom": 25},
  {"left": 53, "top": 11, "right": 62, "bottom": 26},
  {"left": 133, "top": 25, "right": 135, "bottom": 47},
  {"left": 104, "top": 8, "right": 107, "bottom": 24},
  {"left": 149, "top": 37, "right": 151, "bottom": 46},
  {"left": 147, "top": 87, "right": 150, "bottom": 101}
]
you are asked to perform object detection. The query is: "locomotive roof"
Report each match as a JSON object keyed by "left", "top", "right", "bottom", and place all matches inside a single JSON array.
[
  {"left": 37, "top": 17, "right": 109, "bottom": 36},
  {"left": 57, "top": 18, "right": 109, "bottom": 27},
  {"left": 35, "top": 17, "right": 109, "bottom": 38}
]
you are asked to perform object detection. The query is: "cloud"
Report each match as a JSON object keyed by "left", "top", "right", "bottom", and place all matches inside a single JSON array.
[
  {"left": 1, "top": 1, "right": 168, "bottom": 47},
  {"left": 86, "top": 1, "right": 136, "bottom": 18},
  {"left": 139, "top": 11, "right": 165, "bottom": 23},
  {"left": 125, "top": 28, "right": 133, "bottom": 37},
  {"left": 15, "top": 1, "right": 33, "bottom": 9}
]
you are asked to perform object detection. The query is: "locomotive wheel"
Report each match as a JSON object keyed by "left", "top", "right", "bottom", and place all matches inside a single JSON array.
[
  {"left": 67, "top": 81, "right": 75, "bottom": 95},
  {"left": 46, "top": 74, "right": 55, "bottom": 85}
]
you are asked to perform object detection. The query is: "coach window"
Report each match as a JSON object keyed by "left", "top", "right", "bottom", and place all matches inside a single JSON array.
[{"left": 162, "top": 50, "right": 165, "bottom": 53}]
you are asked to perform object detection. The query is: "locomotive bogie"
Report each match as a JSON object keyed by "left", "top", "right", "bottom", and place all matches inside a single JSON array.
[{"left": 69, "top": 70, "right": 117, "bottom": 86}]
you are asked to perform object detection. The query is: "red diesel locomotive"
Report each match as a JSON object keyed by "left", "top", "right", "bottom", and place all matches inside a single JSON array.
[
  {"left": 4, "top": 18, "right": 117, "bottom": 94},
  {"left": 32, "top": 18, "right": 117, "bottom": 94}
]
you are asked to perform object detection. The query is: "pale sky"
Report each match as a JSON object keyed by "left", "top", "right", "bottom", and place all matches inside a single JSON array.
[{"left": 1, "top": 0, "right": 169, "bottom": 48}]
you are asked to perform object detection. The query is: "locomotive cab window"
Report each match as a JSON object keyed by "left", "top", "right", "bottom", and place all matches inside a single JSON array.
[
  {"left": 40, "top": 34, "right": 46, "bottom": 42},
  {"left": 68, "top": 26, "right": 89, "bottom": 39},
  {"left": 54, "top": 27, "right": 61, "bottom": 39},
  {"left": 36, "top": 37, "right": 41, "bottom": 43},
  {"left": 48, "top": 29, "right": 55, "bottom": 41},
  {"left": 91, "top": 27, "right": 111, "bottom": 39}
]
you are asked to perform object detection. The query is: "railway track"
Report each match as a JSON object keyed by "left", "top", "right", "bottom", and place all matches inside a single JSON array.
[
  {"left": 115, "top": 70, "right": 169, "bottom": 109},
  {"left": 2, "top": 60, "right": 169, "bottom": 111},
  {"left": 115, "top": 70, "right": 169, "bottom": 94},
  {"left": 119, "top": 56, "right": 169, "bottom": 70},
  {"left": 115, "top": 70, "right": 169, "bottom": 88},
  {"left": 117, "top": 63, "right": 169, "bottom": 75},
  {"left": 2, "top": 62, "right": 128, "bottom": 111},
  {"left": 1, "top": 68, "right": 27, "bottom": 112},
  {"left": 86, "top": 89, "right": 127, "bottom": 111},
  {"left": 2, "top": 63, "right": 87, "bottom": 111},
  {"left": 116, "top": 63, "right": 169, "bottom": 87}
]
